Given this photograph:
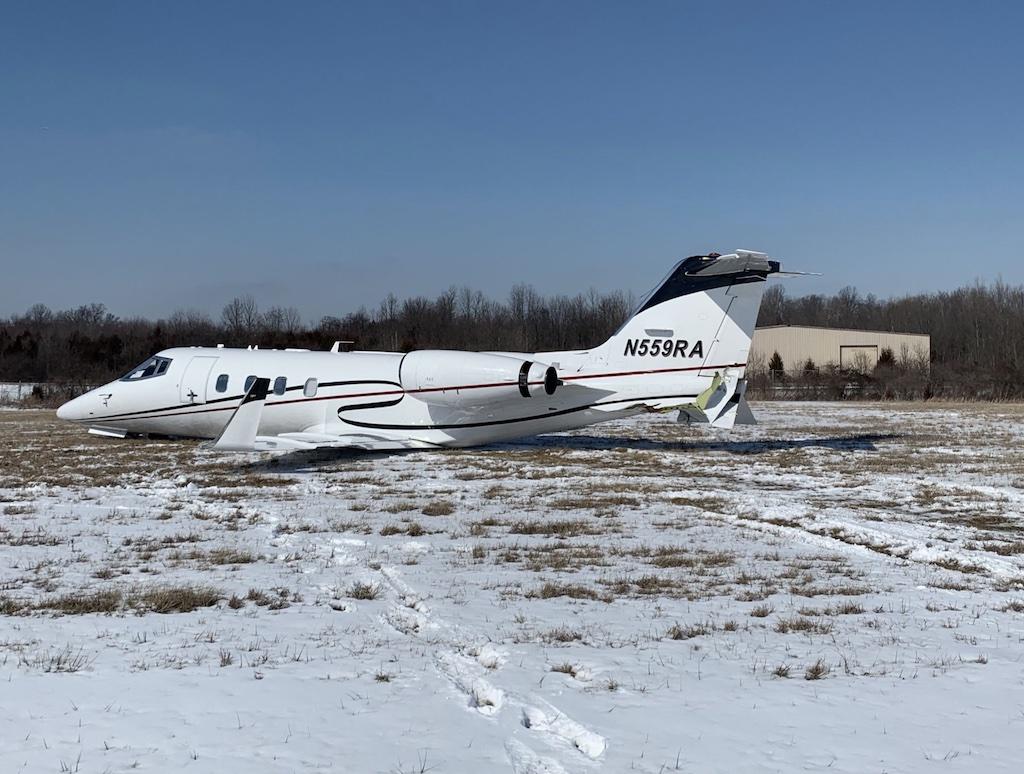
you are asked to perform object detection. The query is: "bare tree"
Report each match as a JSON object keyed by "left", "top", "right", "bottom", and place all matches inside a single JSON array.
[{"left": 221, "top": 295, "right": 260, "bottom": 340}]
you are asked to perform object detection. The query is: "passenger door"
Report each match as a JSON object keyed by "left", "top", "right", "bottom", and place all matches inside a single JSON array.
[{"left": 179, "top": 357, "right": 218, "bottom": 404}]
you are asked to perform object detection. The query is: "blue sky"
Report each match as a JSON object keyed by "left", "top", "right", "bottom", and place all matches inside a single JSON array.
[{"left": 2, "top": 1, "right": 1022, "bottom": 321}]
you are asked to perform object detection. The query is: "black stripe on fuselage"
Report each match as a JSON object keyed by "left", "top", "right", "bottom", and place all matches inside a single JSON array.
[
  {"left": 339, "top": 393, "right": 699, "bottom": 431},
  {"left": 336, "top": 396, "right": 405, "bottom": 415},
  {"left": 86, "top": 380, "right": 403, "bottom": 423}
]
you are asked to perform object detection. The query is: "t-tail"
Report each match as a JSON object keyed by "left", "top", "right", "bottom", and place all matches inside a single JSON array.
[{"left": 597, "top": 249, "right": 780, "bottom": 428}]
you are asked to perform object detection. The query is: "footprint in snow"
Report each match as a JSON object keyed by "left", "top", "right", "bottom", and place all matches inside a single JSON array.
[
  {"left": 504, "top": 739, "right": 569, "bottom": 774},
  {"left": 382, "top": 605, "right": 430, "bottom": 636},
  {"left": 521, "top": 700, "right": 606, "bottom": 759},
  {"left": 468, "top": 643, "right": 506, "bottom": 670},
  {"left": 435, "top": 653, "right": 505, "bottom": 717}
]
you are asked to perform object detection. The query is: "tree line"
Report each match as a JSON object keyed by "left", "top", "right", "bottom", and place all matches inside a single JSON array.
[
  {"left": 1, "top": 279, "right": 1022, "bottom": 400},
  {"left": 0, "top": 287, "right": 634, "bottom": 391}
]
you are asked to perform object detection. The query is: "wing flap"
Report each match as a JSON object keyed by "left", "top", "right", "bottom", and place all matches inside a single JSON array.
[{"left": 253, "top": 432, "right": 438, "bottom": 452}]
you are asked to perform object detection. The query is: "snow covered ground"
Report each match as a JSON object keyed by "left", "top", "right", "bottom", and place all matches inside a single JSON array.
[{"left": 1, "top": 403, "right": 1023, "bottom": 773}]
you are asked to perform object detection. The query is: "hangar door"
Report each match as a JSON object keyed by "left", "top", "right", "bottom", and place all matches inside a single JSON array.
[{"left": 839, "top": 345, "right": 878, "bottom": 372}]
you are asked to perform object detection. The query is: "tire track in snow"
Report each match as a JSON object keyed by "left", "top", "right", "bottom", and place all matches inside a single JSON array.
[
  {"left": 375, "top": 564, "right": 606, "bottom": 767},
  {"left": 685, "top": 486, "right": 1024, "bottom": 582}
]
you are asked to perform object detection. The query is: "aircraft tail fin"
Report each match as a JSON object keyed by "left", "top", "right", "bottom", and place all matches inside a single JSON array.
[
  {"left": 213, "top": 377, "right": 270, "bottom": 451},
  {"left": 601, "top": 250, "right": 779, "bottom": 376}
]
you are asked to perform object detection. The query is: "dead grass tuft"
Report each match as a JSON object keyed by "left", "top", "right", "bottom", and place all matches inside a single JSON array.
[
  {"left": 804, "top": 659, "right": 830, "bottom": 680},
  {"left": 422, "top": 500, "right": 455, "bottom": 517},
  {"left": 665, "top": 622, "right": 713, "bottom": 640},
  {"left": 528, "top": 582, "right": 603, "bottom": 601},
  {"left": 208, "top": 548, "right": 256, "bottom": 565},
  {"left": 508, "top": 519, "right": 603, "bottom": 537},
  {"left": 540, "top": 626, "right": 583, "bottom": 643},
  {"left": 41, "top": 590, "right": 123, "bottom": 615},
  {"left": 774, "top": 616, "right": 834, "bottom": 635},
  {"left": 136, "top": 585, "right": 222, "bottom": 614},
  {"left": 349, "top": 582, "right": 381, "bottom": 600}
]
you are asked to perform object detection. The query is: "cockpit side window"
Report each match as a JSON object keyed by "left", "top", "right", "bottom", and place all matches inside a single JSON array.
[
  {"left": 273, "top": 377, "right": 287, "bottom": 396},
  {"left": 121, "top": 356, "right": 173, "bottom": 382}
]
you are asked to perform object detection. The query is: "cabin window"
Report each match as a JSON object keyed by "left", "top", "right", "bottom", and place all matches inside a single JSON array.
[
  {"left": 120, "top": 356, "right": 173, "bottom": 382},
  {"left": 304, "top": 378, "right": 318, "bottom": 398},
  {"left": 215, "top": 374, "right": 229, "bottom": 393},
  {"left": 273, "top": 377, "right": 287, "bottom": 396},
  {"left": 244, "top": 375, "right": 257, "bottom": 392}
]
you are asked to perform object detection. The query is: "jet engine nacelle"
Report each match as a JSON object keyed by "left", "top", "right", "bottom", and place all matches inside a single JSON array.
[{"left": 400, "top": 350, "right": 559, "bottom": 407}]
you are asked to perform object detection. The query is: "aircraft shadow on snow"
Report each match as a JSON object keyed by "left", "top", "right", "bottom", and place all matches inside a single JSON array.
[
  {"left": 239, "top": 432, "right": 903, "bottom": 473},
  {"left": 492, "top": 432, "right": 902, "bottom": 455}
]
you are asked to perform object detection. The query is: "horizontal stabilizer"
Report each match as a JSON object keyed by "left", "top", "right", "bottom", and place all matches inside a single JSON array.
[
  {"left": 675, "top": 371, "right": 751, "bottom": 429},
  {"left": 735, "top": 394, "right": 757, "bottom": 425},
  {"left": 213, "top": 377, "right": 270, "bottom": 451}
]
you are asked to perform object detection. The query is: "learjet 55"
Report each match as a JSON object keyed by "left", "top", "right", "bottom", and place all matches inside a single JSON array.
[{"left": 58, "top": 251, "right": 780, "bottom": 451}]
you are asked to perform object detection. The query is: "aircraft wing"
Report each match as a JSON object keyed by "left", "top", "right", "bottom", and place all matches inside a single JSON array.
[
  {"left": 251, "top": 432, "right": 438, "bottom": 452},
  {"left": 212, "top": 378, "right": 437, "bottom": 452}
]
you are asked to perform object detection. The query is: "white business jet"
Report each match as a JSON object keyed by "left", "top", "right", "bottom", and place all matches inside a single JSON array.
[{"left": 57, "top": 250, "right": 780, "bottom": 451}]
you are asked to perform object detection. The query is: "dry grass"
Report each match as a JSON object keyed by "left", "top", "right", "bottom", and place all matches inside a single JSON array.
[
  {"left": 1, "top": 585, "right": 223, "bottom": 616},
  {"left": 349, "top": 582, "right": 381, "bottom": 600},
  {"left": 979, "top": 541, "right": 1024, "bottom": 556},
  {"left": 21, "top": 646, "right": 92, "bottom": 673},
  {"left": 207, "top": 548, "right": 256, "bottom": 565},
  {"left": 507, "top": 519, "right": 605, "bottom": 537},
  {"left": 139, "top": 585, "right": 223, "bottom": 613},
  {"left": 930, "top": 557, "right": 987, "bottom": 574},
  {"left": 550, "top": 662, "right": 579, "bottom": 677},
  {"left": 383, "top": 501, "right": 419, "bottom": 514},
  {"left": 528, "top": 582, "right": 604, "bottom": 601},
  {"left": 789, "top": 583, "right": 872, "bottom": 598},
  {"left": 539, "top": 626, "right": 583, "bottom": 644},
  {"left": 642, "top": 545, "right": 735, "bottom": 569},
  {"left": 665, "top": 622, "right": 713, "bottom": 640},
  {"left": 422, "top": 500, "right": 455, "bottom": 517},
  {"left": 0, "top": 527, "right": 62, "bottom": 546},
  {"left": 804, "top": 659, "right": 830, "bottom": 680},
  {"left": 774, "top": 616, "right": 834, "bottom": 635}
]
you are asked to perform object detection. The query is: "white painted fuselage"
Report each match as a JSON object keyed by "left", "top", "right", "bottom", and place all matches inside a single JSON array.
[
  {"left": 57, "top": 251, "right": 780, "bottom": 451},
  {"left": 57, "top": 345, "right": 725, "bottom": 447}
]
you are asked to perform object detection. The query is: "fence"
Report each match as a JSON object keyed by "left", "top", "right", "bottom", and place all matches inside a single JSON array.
[{"left": 0, "top": 382, "right": 96, "bottom": 407}]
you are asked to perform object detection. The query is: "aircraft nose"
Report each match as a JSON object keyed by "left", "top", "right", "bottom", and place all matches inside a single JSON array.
[{"left": 57, "top": 395, "right": 86, "bottom": 421}]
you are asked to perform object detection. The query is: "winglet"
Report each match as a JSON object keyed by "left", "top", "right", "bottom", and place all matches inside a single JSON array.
[{"left": 213, "top": 377, "right": 270, "bottom": 451}]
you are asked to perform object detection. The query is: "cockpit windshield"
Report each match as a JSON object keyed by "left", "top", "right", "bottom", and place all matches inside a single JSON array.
[{"left": 121, "top": 356, "right": 172, "bottom": 381}]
